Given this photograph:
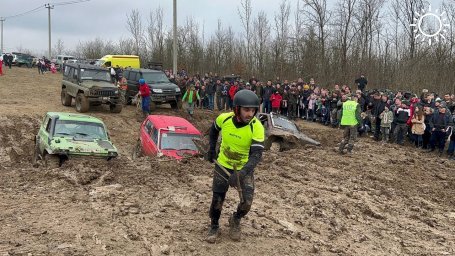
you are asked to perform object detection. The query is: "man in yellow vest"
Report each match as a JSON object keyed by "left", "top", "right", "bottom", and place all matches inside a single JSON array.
[
  {"left": 205, "top": 89, "right": 265, "bottom": 243},
  {"left": 339, "top": 94, "right": 362, "bottom": 154}
]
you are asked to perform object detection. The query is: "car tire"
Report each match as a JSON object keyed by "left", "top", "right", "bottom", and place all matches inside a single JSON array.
[
  {"left": 269, "top": 137, "right": 283, "bottom": 152},
  {"left": 170, "top": 101, "right": 182, "bottom": 109},
  {"left": 110, "top": 103, "right": 122, "bottom": 113},
  {"left": 31, "top": 141, "right": 40, "bottom": 167},
  {"left": 61, "top": 88, "right": 72, "bottom": 106},
  {"left": 132, "top": 139, "right": 143, "bottom": 160},
  {"left": 125, "top": 94, "right": 132, "bottom": 105},
  {"left": 150, "top": 101, "right": 157, "bottom": 111},
  {"left": 75, "top": 93, "right": 89, "bottom": 113},
  {"left": 44, "top": 153, "right": 60, "bottom": 169}
]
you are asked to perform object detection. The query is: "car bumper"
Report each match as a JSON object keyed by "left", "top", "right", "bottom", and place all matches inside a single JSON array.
[
  {"left": 87, "top": 97, "right": 121, "bottom": 104},
  {"left": 151, "top": 94, "right": 180, "bottom": 102},
  {"left": 50, "top": 149, "right": 118, "bottom": 158}
]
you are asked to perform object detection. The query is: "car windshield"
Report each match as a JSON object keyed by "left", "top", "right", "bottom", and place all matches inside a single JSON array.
[
  {"left": 272, "top": 116, "right": 299, "bottom": 132},
  {"left": 54, "top": 120, "right": 107, "bottom": 140},
  {"left": 80, "top": 69, "right": 111, "bottom": 81},
  {"left": 160, "top": 133, "right": 199, "bottom": 151},
  {"left": 142, "top": 72, "right": 170, "bottom": 83}
]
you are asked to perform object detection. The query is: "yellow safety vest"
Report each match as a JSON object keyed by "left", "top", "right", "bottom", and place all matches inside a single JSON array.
[
  {"left": 341, "top": 100, "right": 359, "bottom": 126},
  {"left": 215, "top": 112, "right": 264, "bottom": 170}
]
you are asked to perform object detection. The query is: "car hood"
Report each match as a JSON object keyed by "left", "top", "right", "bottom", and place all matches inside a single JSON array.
[
  {"left": 272, "top": 127, "right": 321, "bottom": 146},
  {"left": 160, "top": 149, "right": 198, "bottom": 160},
  {"left": 80, "top": 80, "right": 116, "bottom": 89},
  {"left": 49, "top": 137, "right": 118, "bottom": 155},
  {"left": 148, "top": 82, "right": 179, "bottom": 90}
]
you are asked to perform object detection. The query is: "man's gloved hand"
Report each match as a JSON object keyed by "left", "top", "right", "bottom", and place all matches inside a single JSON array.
[
  {"left": 207, "top": 150, "right": 216, "bottom": 163},
  {"left": 228, "top": 170, "right": 248, "bottom": 188}
]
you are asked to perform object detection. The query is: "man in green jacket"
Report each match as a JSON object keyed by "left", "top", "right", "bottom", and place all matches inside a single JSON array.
[
  {"left": 339, "top": 94, "right": 362, "bottom": 154},
  {"left": 182, "top": 84, "right": 200, "bottom": 118}
]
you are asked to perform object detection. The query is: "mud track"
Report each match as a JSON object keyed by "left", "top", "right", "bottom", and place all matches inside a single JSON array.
[{"left": 0, "top": 68, "right": 454, "bottom": 255}]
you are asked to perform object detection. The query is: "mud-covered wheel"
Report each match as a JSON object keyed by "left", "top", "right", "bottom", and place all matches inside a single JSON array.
[
  {"left": 132, "top": 140, "right": 143, "bottom": 160},
  {"left": 44, "top": 153, "right": 60, "bottom": 168},
  {"left": 31, "top": 141, "right": 40, "bottom": 167},
  {"left": 75, "top": 93, "right": 89, "bottom": 113},
  {"left": 61, "top": 88, "right": 72, "bottom": 106},
  {"left": 270, "top": 141, "right": 282, "bottom": 152},
  {"left": 125, "top": 93, "right": 132, "bottom": 105},
  {"left": 170, "top": 101, "right": 182, "bottom": 110},
  {"left": 110, "top": 103, "right": 122, "bottom": 113}
]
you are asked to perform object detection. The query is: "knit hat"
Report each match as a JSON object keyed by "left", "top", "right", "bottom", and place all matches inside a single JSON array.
[{"left": 439, "top": 101, "right": 447, "bottom": 108}]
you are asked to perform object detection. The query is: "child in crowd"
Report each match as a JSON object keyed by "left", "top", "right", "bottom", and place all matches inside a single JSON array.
[
  {"left": 379, "top": 105, "right": 393, "bottom": 143},
  {"left": 182, "top": 84, "right": 200, "bottom": 118},
  {"left": 411, "top": 106, "right": 425, "bottom": 148},
  {"left": 307, "top": 93, "right": 317, "bottom": 121},
  {"left": 270, "top": 91, "right": 282, "bottom": 114}
]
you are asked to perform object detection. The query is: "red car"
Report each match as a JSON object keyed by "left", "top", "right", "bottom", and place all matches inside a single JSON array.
[{"left": 133, "top": 115, "right": 202, "bottom": 160}]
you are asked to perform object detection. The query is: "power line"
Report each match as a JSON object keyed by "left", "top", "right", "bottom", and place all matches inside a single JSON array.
[
  {"left": 2, "top": 5, "right": 45, "bottom": 20},
  {"left": 0, "top": 0, "right": 90, "bottom": 20},
  {"left": 51, "top": 0, "right": 90, "bottom": 7}
]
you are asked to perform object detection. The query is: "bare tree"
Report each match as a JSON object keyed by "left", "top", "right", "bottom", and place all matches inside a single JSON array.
[
  {"left": 126, "top": 9, "right": 144, "bottom": 56},
  {"left": 392, "top": 0, "right": 424, "bottom": 59},
  {"left": 274, "top": 0, "right": 291, "bottom": 78},
  {"left": 252, "top": 11, "right": 271, "bottom": 77},
  {"left": 147, "top": 6, "right": 164, "bottom": 60},
  {"left": 334, "top": 0, "right": 357, "bottom": 81},
  {"left": 53, "top": 38, "right": 65, "bottom": 56},
  {"left": 238, "top": 0, "right": 253, "bottom": 73},
  {"left": 118, "top": 37, "right": 135, "bottom": 55},
  {"left": 302, "top": 0, "right": 331, "bottom": 78}
]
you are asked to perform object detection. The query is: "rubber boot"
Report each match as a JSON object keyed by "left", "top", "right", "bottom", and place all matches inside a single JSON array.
[
  {"left": 228, "top": 214, "right": 241, "bottom": 241},
  {"left": 205, "top": 225, "right": 220, "bottom": 243}
]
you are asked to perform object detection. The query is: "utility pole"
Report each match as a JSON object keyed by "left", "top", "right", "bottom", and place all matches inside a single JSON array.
[
  {"left": 45, "top": 3, "right": 54, "bottom": 59},
  {"left": 173, "top": 0, "right": 177, "bottom": 75},
  {"left": 0, "top": 17, "right": 4, "bottom": 54}
]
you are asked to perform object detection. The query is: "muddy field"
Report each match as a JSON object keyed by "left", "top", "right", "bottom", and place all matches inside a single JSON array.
[{"left": 0, "top": 67, "right": 454, "bottom": 256}]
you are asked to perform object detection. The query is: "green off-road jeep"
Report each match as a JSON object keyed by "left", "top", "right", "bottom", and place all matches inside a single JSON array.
[
  {"left": 32, "top": 112, "right": 118, "bottom": 168},
  {"left": 61, "top": 63, "right": 122, "bottom": 113}
]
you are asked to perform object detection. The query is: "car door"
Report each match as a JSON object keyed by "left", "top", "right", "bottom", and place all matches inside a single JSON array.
[
  {"left": 64, "top": 66, "right": 76, "bottom": 96},
  {"left": 128, "top": 71, "right": 140, "bottom": 97},
  {"left": 140, "top": 120, "right": 158, "bottom": 156}
]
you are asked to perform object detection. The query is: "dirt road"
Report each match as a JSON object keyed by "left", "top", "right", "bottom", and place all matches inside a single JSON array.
[{"left": 0, "top": 68, "right": 454, "bottom": 255}]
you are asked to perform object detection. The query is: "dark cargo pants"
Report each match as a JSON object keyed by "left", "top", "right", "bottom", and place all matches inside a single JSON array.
[
  {"left": 209, "top": 164, "right": 254, "bottom": 226},
  {"left": 339, "top": 125, "right": 357, "bottom": 152}
]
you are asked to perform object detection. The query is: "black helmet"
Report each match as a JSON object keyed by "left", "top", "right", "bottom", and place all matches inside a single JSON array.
[{"left": 233, "top": 89, "right": 260, "bottom": 108}]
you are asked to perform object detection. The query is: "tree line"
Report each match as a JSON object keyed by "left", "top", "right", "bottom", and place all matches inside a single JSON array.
[{"left": 63, "top": 0, "right": 455, "bottom": 94}]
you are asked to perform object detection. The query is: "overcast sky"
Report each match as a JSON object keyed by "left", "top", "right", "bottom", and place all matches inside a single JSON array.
[{"left": 0, "top": 0, "right": 446, "bottom": 55}]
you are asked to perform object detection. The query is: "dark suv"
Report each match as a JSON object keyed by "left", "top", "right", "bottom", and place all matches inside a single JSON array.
[
  {"left": 61, "top": 63, "right": 122, "bottom": 113},
  {"left": 123, "top": 68, "right": 182, "bottom": 110}
]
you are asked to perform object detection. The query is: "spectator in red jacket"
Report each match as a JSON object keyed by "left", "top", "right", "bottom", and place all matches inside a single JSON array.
[
  {"left": 137, "top": 78, "right": 151, "bottom": 118},
  {"left": 270, "top": 91, "right": 282, "bottom": 114}
]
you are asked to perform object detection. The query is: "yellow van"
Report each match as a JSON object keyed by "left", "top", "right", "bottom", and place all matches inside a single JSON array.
[{"left": 99, "top": 55, "right": 140, "bottom": 69}]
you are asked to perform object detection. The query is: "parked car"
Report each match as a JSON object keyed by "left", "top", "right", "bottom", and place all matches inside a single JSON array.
[
  {"left": 257, "top": 113, "right": 321, "bottom": 151},
  {"left": 61, "top": 63, "right": 122, "bottom": 113},
  {"left": 15, "top": 54, "right": 34, "bottom": 68},
  {"left": 32, "top": 112, "right": 118, "bottom": 167},
  {"left": 132, "top": 115, "right": 202, "bottom": 160},
  {"left": 123, "top": 68, "right": 182, "bottom": 110}
]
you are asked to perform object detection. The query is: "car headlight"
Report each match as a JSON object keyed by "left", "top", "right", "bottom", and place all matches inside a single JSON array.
[
  {"left": 152, "top": 89, "right": 163, "bottom": 93},
  {"left": 115, "top": 90, "right": 119, "bottom": 94},
  {"left": 175, "top": 88, "right": 180, "bottom": 92}
]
